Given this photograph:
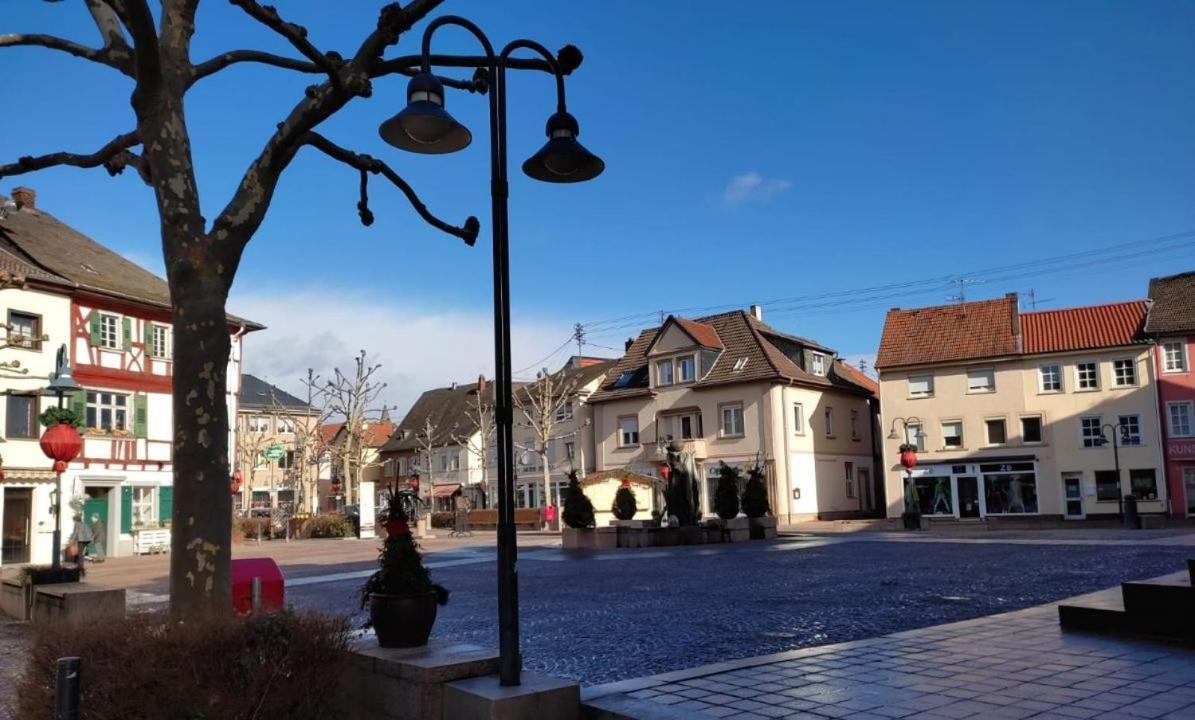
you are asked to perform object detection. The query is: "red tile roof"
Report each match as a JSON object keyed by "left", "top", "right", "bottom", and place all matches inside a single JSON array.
[
  {"left": 672, "top": 316, "right": 724, "bottom": 349},
  {"left": 1021, "top": 301, "right": 1146, "bottom": 354},
  {"left": 833, "top": 360, "right": 878, "bottom": 395},
  {"left": 876, "top": 296, "right": 1019, "bottom": 369}
]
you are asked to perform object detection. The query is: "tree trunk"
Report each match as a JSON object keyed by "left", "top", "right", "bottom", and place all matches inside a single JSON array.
[
  {"left": 168, "top": 272, "right": 233, "bottom": 618},
  {"left": 542, "top": 453, "right": 552, "bottom": 521}
]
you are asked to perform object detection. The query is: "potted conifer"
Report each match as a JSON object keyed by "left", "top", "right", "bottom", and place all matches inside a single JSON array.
[
  {"left": 360, "top": 487, "right": 448, "bottom": 648},
  {"left": 561, "top": 471, "right": 609, "bottom": 549},
  {"left": 743, "top": 466, "right": 777, "bottom": 539},
  {"left": 715, "top": 463, "right": 750, "bottom": 542}
]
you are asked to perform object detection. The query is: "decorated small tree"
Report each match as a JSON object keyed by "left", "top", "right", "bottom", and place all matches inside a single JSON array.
[
  {"left": 562, "top": 471, "right": 595, "bottom": 529},
  {"left": 713, "top": 462, "right": 742, "bottom": 521},
  {"left": 612, "top": 479, "right": 637, "bottom": 521},
  {"left": 742, "top": 466, "right": 771, "bottom": 518}
]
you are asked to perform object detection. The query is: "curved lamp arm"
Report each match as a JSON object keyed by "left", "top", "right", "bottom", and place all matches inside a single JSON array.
[
  {"left": 420, "top": 15, "right": 496, "bottom": 69},
  {"left": 500, "top": 40, "right": 566, "bottom": 112}
]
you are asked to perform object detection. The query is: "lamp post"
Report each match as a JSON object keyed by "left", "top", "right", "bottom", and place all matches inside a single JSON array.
[
  {"left": 378, "top": 16, "right": 603, "bottom": 687},
  {"left": 1096, "top": 423, "right": 1127, "bottom": 522},
  {"left": 40, "top": 345, "right": 83, "bottom": 570},
  {"left": 887, "top": 417, "right": 926, "bottom": 527}
]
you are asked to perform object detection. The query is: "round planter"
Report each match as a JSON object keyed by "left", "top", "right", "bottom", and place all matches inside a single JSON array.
[{"left": 369, "top": 590, "right": 439, "bottom": 648}]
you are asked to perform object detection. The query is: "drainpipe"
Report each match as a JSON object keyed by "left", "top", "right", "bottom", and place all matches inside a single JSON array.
[
  {"left": 781, "top": 382, "right": 793, "bottom": 525},
  {"left": 869, "top": 394, "right": 883, "bottom": 517},
  {"left": 1145, "top": 341, "right": 1170, "bottom": 515}
]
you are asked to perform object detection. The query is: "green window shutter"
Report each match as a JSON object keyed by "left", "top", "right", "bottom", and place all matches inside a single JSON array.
[
  {"left": 69, "top": 390, "right": 86, "bottom": 420},
  {"left": 143, "top": 322, "right": 153, "bottom": 351},
  {"left": 88, "top": 311, "right": 101, "bottom": 346},
  {"left": 158, "top": 486, "right": 173, "bottom": 525},
  {"left": 121, "top": 317, "right": 132, "bottom": 349},
  {"left": 133, "top": 394, "right": 148, "bottom": 438},
  {"left": 121, "top": 487, "right": 133, "bottom": 534}
]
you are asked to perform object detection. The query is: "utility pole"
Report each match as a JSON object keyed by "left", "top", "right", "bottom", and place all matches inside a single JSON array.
[{"left": 573, "top": 323, "right": 585, "bottom": 361}]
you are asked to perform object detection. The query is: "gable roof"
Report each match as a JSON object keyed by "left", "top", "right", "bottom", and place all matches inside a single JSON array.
[
  {"left": 589, "top": 310, "right": 874, "bottom": 403},
  {"left": 876, "top": 295, "right": 1019, "bottom": 370},
  {"left": 1145, "top": 270, "right": 1195, "bottom": 335},
  {"left": 1021, "top": 301, "right": 1147, "bottom": 354},
  {"left": 238, "top": 374, "right": 312, "bottom": 412},
  {"left": 380, "top": 380, "right": 492, "bottom": 453},
  {"left": 670, "top": 316, "right": 724, "bottom": 350},
  {"left": 0, "top": 203, "right": 262, "bottom": 327}
]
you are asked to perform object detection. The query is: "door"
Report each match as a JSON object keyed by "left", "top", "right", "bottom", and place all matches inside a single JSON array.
[
  {"left": 82, "top": 488, "right": 111, "bottom": 558},
  {"left": 2, "top": 488, "right": 33, "bottom": 564},
  {"left": 858, "top": 468, "right": 872, "bottom": 511},
  {"left": 1063, "top": 473, "right": 1085, "bottom": 519},
  {"left": 957, "top": 477, "right": 980, "bottom": 518},
  {"left": 1185, "top": 468, "right": 1195, "bottom": 517}
]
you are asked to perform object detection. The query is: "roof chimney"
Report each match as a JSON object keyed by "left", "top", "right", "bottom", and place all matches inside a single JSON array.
[
  {"left": 749, "top": 304, "right": 763, "bottom": 321},
  {"left": 624, "top": 337, "right": 634, "bottom": 352},
  {"left": 11, "top": 187, "right": 35, "bottom": 210}
]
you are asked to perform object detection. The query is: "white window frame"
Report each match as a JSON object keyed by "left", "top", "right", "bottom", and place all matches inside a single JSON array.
[
  {"left": 1112, "top": 358, "right": 1137, "bottom": 387},
  {"left": 99, "top": 312, "right": 121, "bottom": 350},
  {"left": 908, "top": 374, "right": 933, "bottom": 398},
  {"left": 1080, "top": 415, "right": 1104, "bottom": 448},
  {"left": 555, "top": 402, "right": 574, "bottom": 422},
  {"left": 1117, "top": 414, "right": 1143, "bottom": 446},
  {"left": 850, "top": 409, "right": 860, "bottom": 440},
  {"left": 564, "top": 440, "right": 575, "bottom": 459},
  {"left": 719, "top": 403, "right": 745, "bottom": 438},
  {"left": 1162, "top": 341, "right": 1187, "bottom": 374},
  {"left": 984, "top": 417, "right": 1007, "bottom": 447},
  {"left": 249, "top": 415, "right": 270, "bottom": 433},
  {"left": 844, "top": 461, "right": 855, "bottom": 499},
  {"left": 86, "top": 391, "right": 131, "bottom": 432},
  {"left": 1039, "top": 364, "right": 1063, "bottom": 393},
  {"left": 1020, "top": 415, "right": 1043, "bottom": 445},
  {"left": 967, "top": 367, "right": 995, "bottom": 393},
  {"left": 1075, "top": 361, "right": 1099, "bottom": 391},
  {"left": 825, "top": 406, "right": 835, "bottom": 438},
  {"left": 1168, "top": 402, "right": 1194, "bottom": 438},
  {"left": 810, "top": 353, "right": 827, "bottom": 377},
  {"left": 149, "top": 323, "right": 171, "bottom": 359},
  {"left": 661, "top": 411, "right": 702, "bottom": 441},
  {"left": 131, "top": 487, "right": 157, "bottom": 528},
  {"left": 618, "top": 416, "right": 640, "bottom": 447},
  {"left": 941, "top": 420, "right": 963, "bottom": 449},
  {"left": 655, "top": 359, "right": 674, "bottom": 387},
  {"left": 905, "top": 422, "right": 923, "bottom": 451},
  {"left": 276, "top": 417, "right": 295, "bottom": 434},
  {"left": 677, "top": 355, "right": 696, "bottom": 383},
  {"left": 792, "top": 402, "right": 805, "bottom": 435}
]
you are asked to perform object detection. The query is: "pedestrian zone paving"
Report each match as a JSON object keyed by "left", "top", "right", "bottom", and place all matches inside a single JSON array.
[{"left": 583, "top": 574, "right": 1195, "bottom": 720}]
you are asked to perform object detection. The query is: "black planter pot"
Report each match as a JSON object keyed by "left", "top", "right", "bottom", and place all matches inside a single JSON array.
[{"left": 369, "top": 590, "right": 439, "bottom": 648}]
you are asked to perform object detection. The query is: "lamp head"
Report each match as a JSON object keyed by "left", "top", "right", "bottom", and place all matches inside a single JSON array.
[
  {"left": 522, "top": 110, "right": 604, "bottom": 183},
  {"left": 887, "top": 430, "right": 899, "bottom": 440},
  {"left": 379, "top": 72, "right": 472, "bottom": 154}
]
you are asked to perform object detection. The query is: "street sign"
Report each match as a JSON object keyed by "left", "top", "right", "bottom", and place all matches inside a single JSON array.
[{"left": 264, "top": 445, "right": 285, "bottom": 462}]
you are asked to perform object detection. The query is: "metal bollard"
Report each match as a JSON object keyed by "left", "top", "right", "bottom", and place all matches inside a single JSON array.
[
  {"left": 55, "top": 656, "right": 81, "bottom": 720},
  {"left": 251, "top": 576, "right": 262, "bottom": 611}
]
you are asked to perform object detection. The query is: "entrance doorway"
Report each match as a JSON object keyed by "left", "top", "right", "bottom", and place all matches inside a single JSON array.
[
  {"left": 858, "top": 468, "right": 872, "bottom": 511},
  {"left": 1063, "top": 473, "right": 1085, "bottom": 519},
  {"left": 957, "top": 477, "right": 980, "bottom": 518},
  {"left": 83, "top": 487, "right": 112, "bottom": 560},
  {"left": 2, "top": 488, "right": 33, "bottom": 564},
  {"left": 1184, "top": 468, "right": 1195, "bottom": 517}
]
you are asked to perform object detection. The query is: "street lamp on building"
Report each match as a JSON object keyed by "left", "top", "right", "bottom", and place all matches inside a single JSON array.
[
  {"left": 887, "top": 417, "right": 926, "bottom": 529},
  {"left": 1095, "top": 422, "right": 1129, "bottom": 523},
  {"left": 378, "top": 19, "right": 602, "bottom": 686},
  {"left": 40, "top": 344, "right": 83, "bottom": 570}
]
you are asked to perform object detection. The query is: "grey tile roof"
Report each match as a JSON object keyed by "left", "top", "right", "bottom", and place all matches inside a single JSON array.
[{"left": 238, "top": 374, "right": 313, "bottom": 411}]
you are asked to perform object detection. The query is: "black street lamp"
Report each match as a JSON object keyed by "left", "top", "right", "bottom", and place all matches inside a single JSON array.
[
  {"left": 378, "top": 16, "right": 603, "bottom": 687},
  {"left": 41, "top": 344, "right": 82, "bottom": 570},
  {"left": 1096, "top": 423, "right": 1128, "bottom": 523}
]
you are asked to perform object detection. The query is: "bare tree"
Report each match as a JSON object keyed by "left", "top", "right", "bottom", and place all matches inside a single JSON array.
[
  {"left": 0, "top": 1, "right": 576, "bottom": 617},
  {"left": 413, "top": 415, "right": 440, "bottom": 488},
  {"left": 515, "top": 368, "right": 576, "bottom": 517},
  {"left": 234, "top": 416, "right": 276, "bottom": 509},
  {"left": 315, "top": 351, "right": 386, "bottom": 508},
  {"left": 451, "top": 375, "right": 494, "bottom": 508}
]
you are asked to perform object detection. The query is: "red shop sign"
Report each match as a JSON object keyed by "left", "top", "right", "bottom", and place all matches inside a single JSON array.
[{"left": 1168, "top": 440, "right": 1195, "bottom": 460}]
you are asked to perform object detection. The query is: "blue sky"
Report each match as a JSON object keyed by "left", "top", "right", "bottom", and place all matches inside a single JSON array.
[{"left": 3, "top": 1, "right": 1193, "bottom": 412}]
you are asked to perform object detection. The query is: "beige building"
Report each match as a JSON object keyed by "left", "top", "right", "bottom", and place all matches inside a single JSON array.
[
  {"left": 588, "top": 308, "right": 880, "bottom": 522},
  {"left": 235, "top": 374, "right": 321, "bottom": 513},
  {"left": 876, "top": 294, "right": 1165, "bottom": 521}
]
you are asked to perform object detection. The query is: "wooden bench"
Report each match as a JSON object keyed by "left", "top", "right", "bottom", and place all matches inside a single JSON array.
[{"left": 466, "top": 508, "right": 542, "bottom": 530}]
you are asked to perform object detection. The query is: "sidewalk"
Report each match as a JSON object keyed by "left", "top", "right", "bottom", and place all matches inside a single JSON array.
[{"left": 584, "top": 574, "right": 1195, "bottom": 719}]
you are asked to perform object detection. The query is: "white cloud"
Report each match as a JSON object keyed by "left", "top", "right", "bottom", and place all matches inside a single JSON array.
[
  {"left": 229, "top": 289, "right": 568, "bottom": 417},
  {"left": 722, "top": 172, "right": 792, "bottom": 207}
]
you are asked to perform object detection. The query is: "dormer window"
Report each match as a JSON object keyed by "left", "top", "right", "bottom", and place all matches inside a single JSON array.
[
  {"left": 656, "top": 359, "right": 674, "bottom": 386},
  {"left": 733, "top": 357, "right": 748, "bottom": 372},
  {"left": 614, "top": 371, "right": 634, "bottom": 388},
  {"left": 811, "top": 353, "right": 826, "bottom": 377},
  {"left": 677, "top": 355, "right": 695, "bottom": 382}
]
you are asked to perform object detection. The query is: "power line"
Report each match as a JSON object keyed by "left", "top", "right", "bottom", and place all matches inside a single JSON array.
[{"left": 513, "top": 335, "right": 574, "bottom": 376}]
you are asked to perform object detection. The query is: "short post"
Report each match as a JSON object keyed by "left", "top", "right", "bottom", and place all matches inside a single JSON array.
[
  {"left": 250, "top": 576, "right": 262, "bottom": 611},
  {"left": 55, "top": 656, "right": 81, "bottom": 720}
]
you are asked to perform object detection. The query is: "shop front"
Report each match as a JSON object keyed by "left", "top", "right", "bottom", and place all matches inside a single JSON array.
[
  {"left": 905, "top": 457, "right": 1039, "bottom": 519},
  {"left": 1166, "top": 438, "right": 1195, "bottom": 517}
]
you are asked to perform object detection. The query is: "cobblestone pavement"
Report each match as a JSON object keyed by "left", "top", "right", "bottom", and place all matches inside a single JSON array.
[
  {"left": 0, "top": 622, "right": 30, "bottom": 720},
  {"left": 285, "top": 535, "right": 1195, "bottom": 685},
  {"left": 584, "top": 580, "right": 1195, "bottom": 719}
]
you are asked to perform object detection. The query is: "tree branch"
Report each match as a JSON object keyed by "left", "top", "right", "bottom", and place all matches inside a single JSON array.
[
  {"left": 300, "top": 132, "right": 478, "bottom": 246},
  {"left": 228, "top": 0, "right": 344, "bottom": 88},
  {"left": 0, "top": 32, "right": 133, "bottom": 75},
  {"left": 85, "top": 0, "right": 131, "bottom": 49},
  {"left": 188, "top": 49, "right": 480, "bottom": 92},
  {"left": 0, "top": 131, "right": 144, "bottom": 180}
]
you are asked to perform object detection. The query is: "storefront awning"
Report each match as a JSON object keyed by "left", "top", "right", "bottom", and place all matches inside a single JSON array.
[{"left": 431, "top": 483, "right": 461, "bottom": 498}]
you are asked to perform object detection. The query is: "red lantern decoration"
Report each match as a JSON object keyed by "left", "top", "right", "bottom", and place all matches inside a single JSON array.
[
  {"left": 899, "top": 448, "right": 918, "bottom": 470},
  {"left": 40, "top": 422, "right": 83, "bottom": 471},
  {"left": 330, "top": 481, "right": 342, "bottom": 495},
  {"left": 659, "top": 464, "right": 671, "bottom": 481},
  {"left": 410, "top": 477, "right": 420, "bottom": 493}
]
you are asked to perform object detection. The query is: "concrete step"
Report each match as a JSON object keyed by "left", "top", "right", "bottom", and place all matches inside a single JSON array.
[{"left": 1122, "top": 579, "right": 1195, "bottom": 614}]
